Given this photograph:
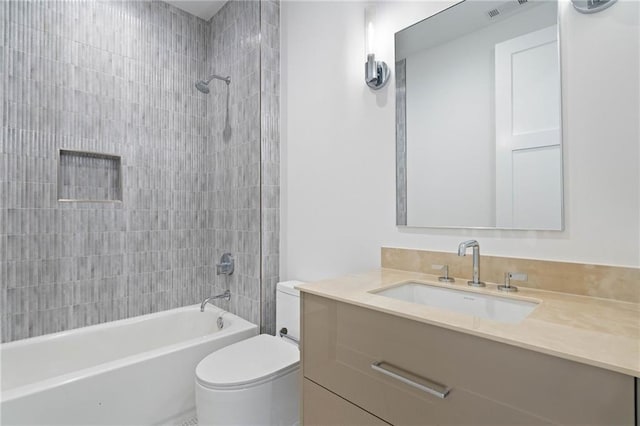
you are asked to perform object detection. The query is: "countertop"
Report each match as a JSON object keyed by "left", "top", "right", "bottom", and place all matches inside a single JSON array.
[{"left": 297, "top": 268, "right": 640, "bottom": 377}]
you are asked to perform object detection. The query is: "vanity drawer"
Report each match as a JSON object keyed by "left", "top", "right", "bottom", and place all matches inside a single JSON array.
[
  {"left": 303, "top": 379, "right": 390, "bottom": 425},
  {"left": 302, "top": 293, "right": 635, "bottom": 425}
]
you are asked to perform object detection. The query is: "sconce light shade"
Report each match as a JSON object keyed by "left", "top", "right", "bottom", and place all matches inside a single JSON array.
[
  {"left": 364, "top": 5, "right": 390, "bottom": 90},
  {"left": 365, "top": 7, "right": 375, "bottom": 56},
  {"left": 571, "top": 0, "right": 617, "bottom": 13}
]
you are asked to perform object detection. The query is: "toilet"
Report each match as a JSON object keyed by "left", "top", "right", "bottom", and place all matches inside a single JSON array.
[{"left": 195, "top": 281, "right": 302, "bottom": 426}]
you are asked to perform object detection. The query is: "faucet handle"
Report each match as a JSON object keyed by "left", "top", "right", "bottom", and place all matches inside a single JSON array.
[
  {"left": 216, "top": 253, "right": 234, "bottom": 275},
  {"left": 432, "top": 264, "right": 455, "bottom": 283},
  {"left": 508, "top": 272, "right": 528, "bottom": 282},
  {"left": 498, "top": 272, "right": 528, "bottom": 292}
]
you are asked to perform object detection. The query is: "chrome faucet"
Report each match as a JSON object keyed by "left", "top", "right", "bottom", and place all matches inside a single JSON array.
[
  {"left": 457, "top": 240, "right": 485, "bottom": 287},
  {"left": 200, "top": 290, "right": 231, "bottom": 312}
]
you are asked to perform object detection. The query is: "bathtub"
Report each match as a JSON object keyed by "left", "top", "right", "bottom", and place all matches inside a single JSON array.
[{"left": 1, "top": 304, "right": 258, "bottom": 425}]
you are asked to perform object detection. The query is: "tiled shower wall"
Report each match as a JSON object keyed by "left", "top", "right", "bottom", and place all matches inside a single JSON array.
[
  {"left": 0, "top": 0, "right": 280, "bottom": 342},
  {"left": 260, "top": 0, "right": 280, "bottom": 335},
  {"left": 0, "top": 0, "right": 210, "bottom": 342},
  {"left": 204, "top": 0, "right": 262, "bottom": 327},
  {"left": 203, "top": 0, "right": 280, "bottom": 333}
]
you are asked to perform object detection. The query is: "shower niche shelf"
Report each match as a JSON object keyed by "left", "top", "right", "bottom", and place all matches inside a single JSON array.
[{"left": 58, "top": 149, "right": 122, "bottom": 203}]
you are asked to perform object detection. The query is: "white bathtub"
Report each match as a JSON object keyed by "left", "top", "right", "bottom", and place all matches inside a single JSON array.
[{"left": 1, "top": 304, "right": 258, "bottom": 425}]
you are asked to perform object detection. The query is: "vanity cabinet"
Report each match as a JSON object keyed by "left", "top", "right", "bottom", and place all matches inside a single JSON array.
[
  {"left": 301, "top": 293, "right": 635, "bottom": 425},
  {"left": 303, "top": 379, "right": 390, "bottom": 425}
]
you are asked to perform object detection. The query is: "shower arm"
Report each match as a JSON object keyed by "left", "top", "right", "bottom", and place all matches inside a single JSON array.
[{"left": 205, "top": 74, "right": 231, "bottom": 85}]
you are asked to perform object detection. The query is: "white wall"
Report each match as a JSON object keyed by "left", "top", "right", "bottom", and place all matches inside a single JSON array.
[{"left": 281, "top": 0, "right": 640, "bottom": 282}]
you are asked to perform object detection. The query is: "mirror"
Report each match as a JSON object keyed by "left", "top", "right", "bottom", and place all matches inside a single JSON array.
[{"left": 395, "top": 0, "right": 563, "bottom": 230}]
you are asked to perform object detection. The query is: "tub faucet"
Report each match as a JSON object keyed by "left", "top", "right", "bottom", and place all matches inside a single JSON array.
[
  {"left": 457, "top": 240, "right": 485, "bottom": 287},
  {"left": 200, "top": 290, "right": 231, "bottom": 312}
]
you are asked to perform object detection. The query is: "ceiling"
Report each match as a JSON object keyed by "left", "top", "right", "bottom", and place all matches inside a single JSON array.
[{"left": 165, "top": 0, "right": 227, "bottom": 21}]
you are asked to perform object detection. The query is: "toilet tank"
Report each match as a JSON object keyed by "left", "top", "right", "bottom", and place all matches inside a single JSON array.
[{"left": 276, "top": 281, "right": 302, "bottom": 342}]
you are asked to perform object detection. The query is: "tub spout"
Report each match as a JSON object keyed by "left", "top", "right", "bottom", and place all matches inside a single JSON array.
[{"left": 200, "top": 290, "right": 231, "bottom": 312}]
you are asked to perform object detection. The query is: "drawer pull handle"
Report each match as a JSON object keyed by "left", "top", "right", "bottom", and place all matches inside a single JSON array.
[{"left": 371, "top": 361, "right": 451, "bottom": 399}]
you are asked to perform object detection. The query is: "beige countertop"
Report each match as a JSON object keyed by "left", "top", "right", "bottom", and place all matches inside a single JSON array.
[{"left": 297, "top": 268, "right": 640, "bottom": 377}]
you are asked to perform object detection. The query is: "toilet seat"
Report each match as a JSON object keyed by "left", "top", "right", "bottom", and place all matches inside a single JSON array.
[{"left": 196, "top": 334, "right": 299, "bottom": 390}]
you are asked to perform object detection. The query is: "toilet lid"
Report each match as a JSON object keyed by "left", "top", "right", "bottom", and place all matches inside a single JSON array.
[{"left": 196, "top": 334, "right": 300, "bottom": 390}]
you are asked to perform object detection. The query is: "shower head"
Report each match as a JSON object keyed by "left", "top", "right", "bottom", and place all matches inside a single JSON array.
[
  {"left": 195, "top": 74, "right": 231, "bottom": 94},
  {"left": 195, "top": 80, "right": 210, "bottom": 94}
]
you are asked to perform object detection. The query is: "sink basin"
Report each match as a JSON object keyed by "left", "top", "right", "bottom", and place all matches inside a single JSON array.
[{"left": 371, "top": 282, "right": 538, "bottom": 324}]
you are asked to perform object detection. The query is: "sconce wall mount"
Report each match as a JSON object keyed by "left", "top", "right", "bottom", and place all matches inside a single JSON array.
[
  {"left": 571, "top": 0, "right": 617, "bottom": 13},
  {"left": 365, "top": 54, "right": 390, "bottom": 89}
]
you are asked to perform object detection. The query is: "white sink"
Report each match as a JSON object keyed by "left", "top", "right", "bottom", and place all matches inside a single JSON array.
[{"left": 371, "top": 282, "right": 538, "bottom": 324}]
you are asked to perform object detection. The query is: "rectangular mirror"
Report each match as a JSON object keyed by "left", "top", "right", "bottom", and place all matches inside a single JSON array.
[{"left": 396, "top": 0, "right": 563, "bottom": 230}]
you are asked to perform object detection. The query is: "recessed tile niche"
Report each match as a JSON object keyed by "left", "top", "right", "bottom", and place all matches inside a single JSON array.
[{"left": 58, "top": 150, "right": 122, "bottom": 202}]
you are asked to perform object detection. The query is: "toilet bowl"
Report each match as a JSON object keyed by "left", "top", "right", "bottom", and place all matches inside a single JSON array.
[{"left": 195, "top": 281, "right": 302, "bottom": 426}]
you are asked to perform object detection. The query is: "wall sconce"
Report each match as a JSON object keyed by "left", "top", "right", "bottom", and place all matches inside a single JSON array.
[
  {"left": 571, "top": 0, "right": 617, "bottom": 13},
  {"left": 364, "top": 5, "right": 390, "bottom": 90}
]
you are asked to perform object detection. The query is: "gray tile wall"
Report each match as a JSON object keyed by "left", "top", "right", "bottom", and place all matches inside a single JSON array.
[
  {"left": 1, "top": 0, "right": 281, "bottom": 343},
  {"left": 204, "top": 0, "right": 262, "bottom": 327},
  {"left": 202, "top": 0, "right": 280, "bottom": 333},
  {"left": 260, "top": 0, "right": 280, "bottom": 335}
]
